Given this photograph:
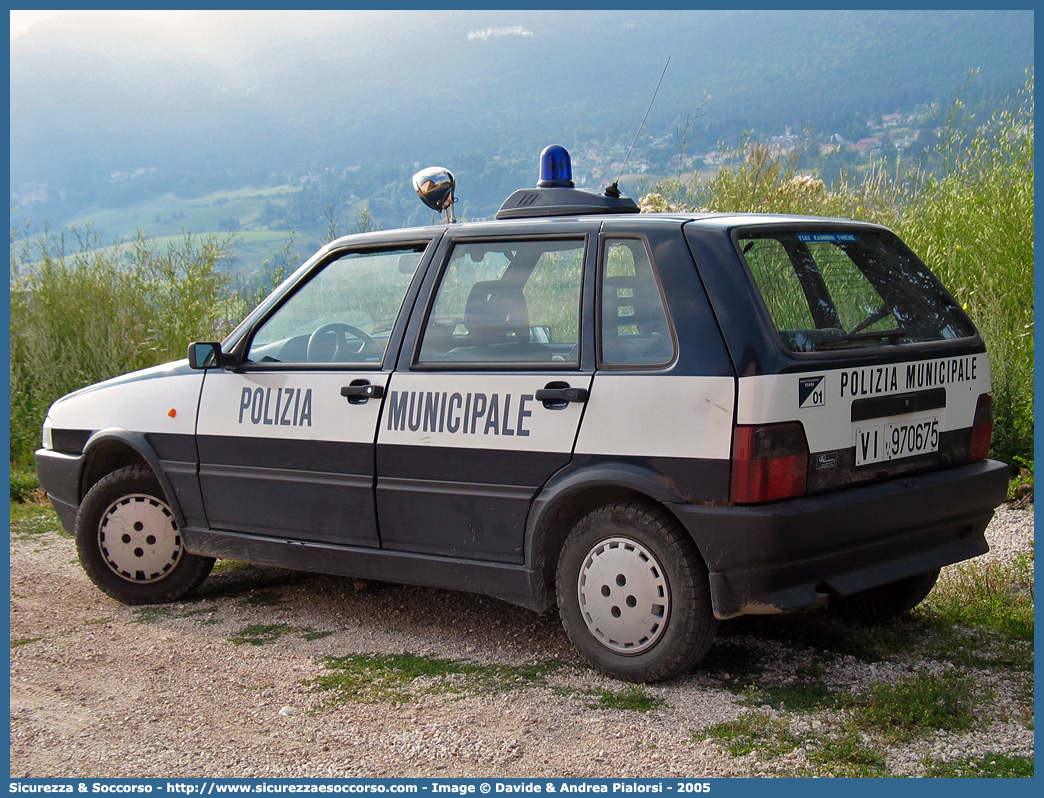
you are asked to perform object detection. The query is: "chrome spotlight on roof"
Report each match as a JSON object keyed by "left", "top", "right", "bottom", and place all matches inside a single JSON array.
[{"left": 412, "top": 166, "right": 457, "bottom": 224}]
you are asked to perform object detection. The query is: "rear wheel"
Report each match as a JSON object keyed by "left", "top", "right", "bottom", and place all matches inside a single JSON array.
[
  {"left": 830, "top": 568, "right": 941, "bottom": 624},
  {"left": 75, "top": 465, "right": 214, "bottom": 604},
  {"left": 556, "top": 502, "right": 717, "bottom": 682}
]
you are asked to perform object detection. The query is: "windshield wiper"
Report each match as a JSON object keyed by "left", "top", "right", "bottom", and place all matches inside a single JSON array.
[{"left": 815, "top": 328, "right": 909, "bottom": 350}]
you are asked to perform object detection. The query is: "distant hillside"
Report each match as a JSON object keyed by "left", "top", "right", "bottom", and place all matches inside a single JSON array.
[{"left": 10, "top": 9, "right": 1033, "bottom": 235}]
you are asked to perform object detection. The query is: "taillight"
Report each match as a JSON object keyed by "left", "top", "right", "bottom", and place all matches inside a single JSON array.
[
  {"left": 731, "top": 423, "right": 809, "bottom": 504},
  {"left": 968, "top": 393, "right": 993, "bottom": 462}
]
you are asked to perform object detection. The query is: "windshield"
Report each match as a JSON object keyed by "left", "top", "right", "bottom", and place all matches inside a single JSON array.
[{"left": 737, "top": 228, "right": 976, "bottom": 352}]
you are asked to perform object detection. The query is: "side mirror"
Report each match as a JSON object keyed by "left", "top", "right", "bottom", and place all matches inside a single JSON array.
[{"left": 188, "top": 342, "right": 222, "bottom": 369}]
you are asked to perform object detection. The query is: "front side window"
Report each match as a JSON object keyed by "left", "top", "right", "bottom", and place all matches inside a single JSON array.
[
  {"left": 738, "top": 229, "right": 975, "bottom": 352},
  {"left": 600, "top": 238, "right": 674, "bottom": 365},
  {"left": 246, "top": 247, "right": 424, "bottom": 365},
  {"left": 417, "top": 239, "right": 584, "bottom": 364}
]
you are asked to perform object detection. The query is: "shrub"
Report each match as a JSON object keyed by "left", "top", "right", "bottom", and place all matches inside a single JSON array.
[
  {"left": 9, "top": 468, "right": 41, "bottom": 503},
  {"left": 9, "top": 227, "right": 239, "bottom": 464}
]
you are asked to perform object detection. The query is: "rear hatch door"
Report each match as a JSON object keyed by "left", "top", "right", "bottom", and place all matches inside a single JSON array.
[{"left": 685, "top": 220, "right": 990, "bottom": 493}]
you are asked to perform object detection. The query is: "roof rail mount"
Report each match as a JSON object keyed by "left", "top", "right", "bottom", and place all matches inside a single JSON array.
[{"left": 496, "top": 187, "right": 640, "bottom": 219}]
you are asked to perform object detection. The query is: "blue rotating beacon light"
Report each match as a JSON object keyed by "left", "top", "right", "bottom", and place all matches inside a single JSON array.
[{"left": 537, "top": 144, "right": 575, "bottom": 188}]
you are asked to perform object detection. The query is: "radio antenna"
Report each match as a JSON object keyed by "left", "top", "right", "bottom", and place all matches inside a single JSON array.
[{"left": 605, "top": 56, "right": 671, "bottom": 198}]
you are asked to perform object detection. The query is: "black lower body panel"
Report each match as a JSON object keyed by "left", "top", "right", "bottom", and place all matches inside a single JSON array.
[
  {"left": 34, "top": 448, "right": 82, "bottom": 534},
  {"left": 668, "top": 459, "right": 1010, "bottom": 619},
  {"left": 181, "top": 526, "right": 548, "bottom": 611}
]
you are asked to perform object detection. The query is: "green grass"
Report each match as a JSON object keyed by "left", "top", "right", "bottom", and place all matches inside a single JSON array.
[
  {"left": 703, "top": 711, "right": 801, "bottom": 758},
  {"left": 698, "top": 594, "right": 1014, "bottom": 775},
  {"left": 9, "top": 502, "right": 65, "bottom": 539},
  {"left": 805, "top": 732, "right": 888, "bottom": 777},
  {"left": 587, "top": 685, "right": 666, "bottom": 712},
  {"left": 918, "top": 623, "right": 1034, "bottom": 672},
  {"left": 927, "top": 552, "right": 1034, "bottom": 640},
  {"left": 924, "top": 754, "right": 1033, "bottom": 778},
  {"left": 10, "top": 637, "right": 42, "bottom": 649},
  {"left": 308, "top": 653, "right": 560, "bottom": 704},
  {"left": 702, "top": 713, "right": 890, "bottom": 777},
  {"left": 229, "top": 623, "right": 296, "bottom": 645},
  {"left": 844, "top": 671, "right": 985, "bottom": 743}
]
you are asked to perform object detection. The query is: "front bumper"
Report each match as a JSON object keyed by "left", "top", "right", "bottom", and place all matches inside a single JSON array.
[
  {"left": 668, "top": 459, "right": 1010, "bottom": 619},
  {"left": 35, "top": 448, "right": 83, "bottom": 534}
]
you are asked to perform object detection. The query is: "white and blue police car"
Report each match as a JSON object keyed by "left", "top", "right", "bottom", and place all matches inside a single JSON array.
[{"left": 36, "top": 146, "right": 1009, "bottom": 682}]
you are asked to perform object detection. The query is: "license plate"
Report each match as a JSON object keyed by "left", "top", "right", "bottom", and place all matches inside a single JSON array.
[{"left": 855, "top": 416, "right": 939, "bottom": 466}]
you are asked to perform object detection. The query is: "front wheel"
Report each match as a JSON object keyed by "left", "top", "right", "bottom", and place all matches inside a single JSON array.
[
  {"left": 75, "top": 465, "right": 214, "bottom": 604},
  {"left": 556, "top": 502, "right": 717, "bottom": 682}
]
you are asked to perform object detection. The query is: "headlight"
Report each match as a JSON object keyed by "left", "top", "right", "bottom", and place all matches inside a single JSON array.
[{"left": 41, "top": 416, "right": 53, "bottom": 450}]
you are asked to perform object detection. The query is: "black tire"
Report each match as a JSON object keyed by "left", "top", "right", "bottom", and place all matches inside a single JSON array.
[
  {"left": 830, "top": 569, "right": 941, "bottom": 625},
  {"left": 556, "top": 502, "right": 718, "bottom": 683},
  {"left": 75, "top": 465, "right": 214, "bottom": 605}
]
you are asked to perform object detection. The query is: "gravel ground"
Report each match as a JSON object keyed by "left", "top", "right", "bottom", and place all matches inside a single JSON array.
[{"left": 9, "top": 502, "right": 1033, "bottom": 779}]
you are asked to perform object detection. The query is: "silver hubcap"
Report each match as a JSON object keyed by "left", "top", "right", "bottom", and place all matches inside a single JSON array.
[
  {"left": 577, "top": 536, "right": 670, "bottom": 655},
  {"left": 98, "top": 494, "right": 182, "bottom": 583}
]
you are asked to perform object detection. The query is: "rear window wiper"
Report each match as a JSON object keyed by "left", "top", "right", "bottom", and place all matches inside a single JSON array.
[{"left": 815, "top": 328, "right": 909, "bottom": 350}]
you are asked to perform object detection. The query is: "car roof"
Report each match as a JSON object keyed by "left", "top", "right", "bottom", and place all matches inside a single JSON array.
[{"left": 322, "top": 210, "right": 894, "bottom": 255}]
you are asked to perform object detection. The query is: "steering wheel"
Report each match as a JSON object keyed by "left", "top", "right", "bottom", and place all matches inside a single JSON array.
[{"left": 306, "top": 323, "right": 381, "bottom": 362}]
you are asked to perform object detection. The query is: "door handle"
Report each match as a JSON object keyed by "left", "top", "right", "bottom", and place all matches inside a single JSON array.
[
  {"left": 536, "top": 381, "right": 588, "bottom": 409},
  {"left": 341, "top": 381, "right": 384, "bottom": 404},
  {"left": 535, "top": 386, "right": 589, "bottom": 403}
]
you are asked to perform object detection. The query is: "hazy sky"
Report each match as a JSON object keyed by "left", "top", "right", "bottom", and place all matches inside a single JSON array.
[
  {"left": 12, "top": 9, "right": 536, "bottom": 44},
  {"left": 10, "top": 9, "right": 1034, "bottom": 196},
  {"left": 9, "top": 9, "right": 66, "bottom": 40}
]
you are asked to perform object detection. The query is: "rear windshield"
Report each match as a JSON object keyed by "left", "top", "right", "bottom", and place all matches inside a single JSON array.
[{"left": 737, "top": 228, "right": 975, "bottom": 352}]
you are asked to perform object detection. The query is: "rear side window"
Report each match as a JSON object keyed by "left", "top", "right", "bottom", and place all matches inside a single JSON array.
[
  {"left": 738, "top": 229, "right": 975, "bottom": 352},
  {"left": 600, "top": 238, "right": 674, "bottom": 366}
]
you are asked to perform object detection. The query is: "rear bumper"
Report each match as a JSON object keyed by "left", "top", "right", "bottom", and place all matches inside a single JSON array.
[{"left": 668, "top": 459, "right": 1010, "bottom": 619}]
